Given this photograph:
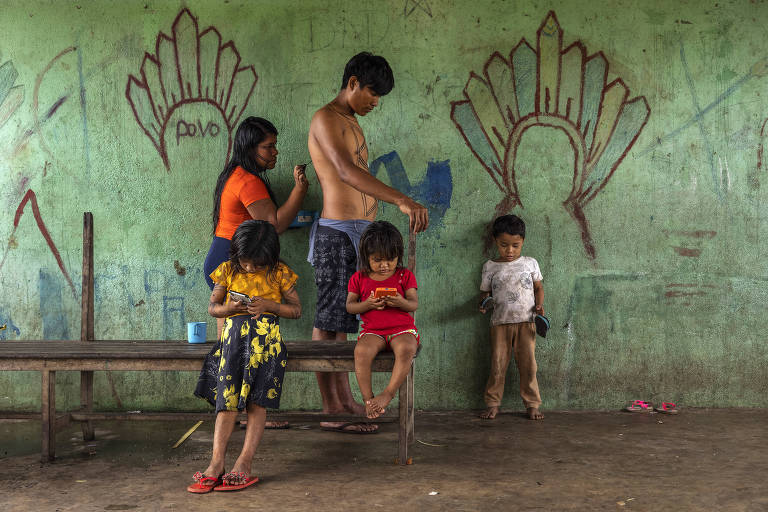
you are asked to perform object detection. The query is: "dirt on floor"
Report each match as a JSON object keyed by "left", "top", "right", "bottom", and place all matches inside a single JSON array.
[{"left": 1, "top": 409, "right": 767, "bottom": 512}]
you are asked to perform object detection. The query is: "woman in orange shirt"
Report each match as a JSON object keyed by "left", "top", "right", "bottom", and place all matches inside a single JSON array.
[{"left": 205, "top": 117, "right": 308, "bottom": 293}]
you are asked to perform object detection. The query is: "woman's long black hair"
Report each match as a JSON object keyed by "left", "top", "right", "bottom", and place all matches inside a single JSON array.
[
  {"left": 229, "top": 220, "right": 282, "bottom": 284},
  {"left": 212, "top": 117, "right": 279, "bottom": 235}
]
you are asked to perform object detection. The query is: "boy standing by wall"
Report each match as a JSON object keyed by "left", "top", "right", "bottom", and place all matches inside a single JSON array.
[{"left": 479, "top": 215, "right": 545, "bottom": 420}]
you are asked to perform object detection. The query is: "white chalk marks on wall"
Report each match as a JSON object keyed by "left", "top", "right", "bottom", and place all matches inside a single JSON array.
[
  {"left": 126, "top": 9, "right": 258, "bottom": 171},
  {"left": 451, "top": 11, "right": 650, "bottom": 260}
]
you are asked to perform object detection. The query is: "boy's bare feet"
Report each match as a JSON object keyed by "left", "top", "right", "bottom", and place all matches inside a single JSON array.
[
  {"left": 527, "top": 407, "right": 544, "bottom": 420},
  {"left": 479, "top": 406, "right": 499, "bottom": 419},
  {"left": 367, "top": 391, "right": 394, "bottom": 419}
]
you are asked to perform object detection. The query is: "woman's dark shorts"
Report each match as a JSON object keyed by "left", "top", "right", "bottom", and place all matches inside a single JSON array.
[
  {"left": 313, "top": 225, "right": 359, "bottom": 333},
  {"left": 204, "top": 236, "right": 231, "bottom": 290}
]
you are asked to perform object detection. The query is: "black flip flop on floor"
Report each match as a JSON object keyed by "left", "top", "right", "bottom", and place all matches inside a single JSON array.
[{"left": 320, "top": 422, "right": 379, "bottom": 434}]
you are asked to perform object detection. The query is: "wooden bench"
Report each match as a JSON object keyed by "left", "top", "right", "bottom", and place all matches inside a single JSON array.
[
  {"left": 0, "top": 339, "right": 417, "bottom": 464},
  {"left": 0, "top": 213, "right": 419, "bottom": 464}
]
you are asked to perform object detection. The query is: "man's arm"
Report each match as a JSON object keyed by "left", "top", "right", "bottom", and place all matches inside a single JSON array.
[{"left": 311, "top": 111, "right": 429, "bottom": 232}]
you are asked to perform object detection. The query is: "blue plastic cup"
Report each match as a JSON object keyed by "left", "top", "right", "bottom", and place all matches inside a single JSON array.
[{"left": 187, "top": 322, "right": 207, "bottom": 343}]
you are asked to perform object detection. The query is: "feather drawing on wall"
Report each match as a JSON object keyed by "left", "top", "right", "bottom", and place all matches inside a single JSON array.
[{"left": 451, "top": 11, "right": 650, "bottom": 259}]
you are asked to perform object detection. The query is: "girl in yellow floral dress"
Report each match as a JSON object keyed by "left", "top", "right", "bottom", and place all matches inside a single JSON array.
[{"left": 189, "top": 220, "right": 301, "bottom": 493}]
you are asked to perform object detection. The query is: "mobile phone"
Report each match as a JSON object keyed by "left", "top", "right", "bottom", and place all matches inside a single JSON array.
[
  {"left": 374, "top": 287, "right": 398, "bottom": 298},
  {"left": 229, "top": 291, "right": 252, "bottom": 304}
]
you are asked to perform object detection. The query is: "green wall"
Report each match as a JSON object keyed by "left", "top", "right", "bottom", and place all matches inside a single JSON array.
[{"left": 2, "top": 0, "right": 768, "bottom": 412}]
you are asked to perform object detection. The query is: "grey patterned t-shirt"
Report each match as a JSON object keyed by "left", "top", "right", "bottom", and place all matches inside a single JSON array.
[{"left": 480, "top": 257, "right": 542, "bottom": 326}]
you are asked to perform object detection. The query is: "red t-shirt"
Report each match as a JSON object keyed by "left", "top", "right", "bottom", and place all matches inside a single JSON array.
[
  {"left": 214, "top": 166, "right": 270, "bottom": 239},
  {"left": 348, "top": 268, "right": 418, "bottom": 333}
]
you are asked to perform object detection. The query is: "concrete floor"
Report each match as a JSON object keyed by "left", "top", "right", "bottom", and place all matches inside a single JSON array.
[{"left": 1, "top": 409, "right": 767, "bottom": 511}]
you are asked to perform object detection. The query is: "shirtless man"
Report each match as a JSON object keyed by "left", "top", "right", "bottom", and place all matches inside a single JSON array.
[{"left": 307, "top": 52, "right": 428, "bottom": 433}]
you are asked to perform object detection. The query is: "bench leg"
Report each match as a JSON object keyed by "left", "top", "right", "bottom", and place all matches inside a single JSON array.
[
  {"left": 80, "top": 371, "right": 95, "bottom": 441},
  {"left": 398, "top": 362, "right": 415, "bottom": 465},
  {"left": 407, "top": 362, "right": 415, "bottom": 445},
  {"left": 41, "top": 370, "right": 56, "bottom": 462}
]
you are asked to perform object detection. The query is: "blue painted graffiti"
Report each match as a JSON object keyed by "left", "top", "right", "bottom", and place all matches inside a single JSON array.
[
  {"left": 369, "top": 151, "right": 452, "bottom": 230},
  {"left": 0, "top": 314, "right": 20, "bottom": 340},
  {"left": 39, "top": 269, "right": 71, "bottom": 340},
  {"left": 163, "top": 296, "right": 186, "bottom": 340}
]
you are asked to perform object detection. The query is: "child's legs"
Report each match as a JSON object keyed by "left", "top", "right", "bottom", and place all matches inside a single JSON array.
[
  {"left": 231, "top": 404, "right": 266, "bottom": 474},
  {"left": 354, "top": 334, "right": 387, "bottom": 400},
  {"left": 204, "top": 410, "right": 238, "bottom": 475},
  {"left": 381, "top": 333, "right": 419, "bottom": 397},
  {"left": 512, "top": 322, "right": 542, "bottom": 408},
  {"left": 484, "top": 324, "right": 514, "bottom": 407}
]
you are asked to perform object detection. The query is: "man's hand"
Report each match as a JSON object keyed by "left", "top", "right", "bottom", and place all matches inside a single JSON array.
[{"left": 397, "top": 197, "right": 429, "bottom": 233}]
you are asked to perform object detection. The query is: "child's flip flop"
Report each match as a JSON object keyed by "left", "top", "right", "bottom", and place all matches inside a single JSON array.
[
  {"left": 214, "top": 472, "right": 259, "bottom": 491},
  {"left": 654, "top": 402, "right": 679, "bottom": 414},
  {"left": 187, "top": 471, "right": 224, "bottom": 494},
  {"left": 624, "top": 400, "right": 654, "bottom": 413}
]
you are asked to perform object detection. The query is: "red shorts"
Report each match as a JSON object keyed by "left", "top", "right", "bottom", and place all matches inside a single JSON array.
[{"left": 357, "top": 328, "right": 420, "bottom": 348}]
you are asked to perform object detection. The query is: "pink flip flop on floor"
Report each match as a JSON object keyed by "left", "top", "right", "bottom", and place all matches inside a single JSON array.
[
  {"left": 214, "top": 472, "right": 259, "bottom": 491},
  {"left": 625, "top": 400, "right": 654, "bottom": 413},
  {"left": 654, "top": 402, "right": 679, "bottom": 414}
]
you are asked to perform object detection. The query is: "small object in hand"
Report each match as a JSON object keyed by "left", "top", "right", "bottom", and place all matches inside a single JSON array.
[
  {"left": 480, "top": 296, "right": 494, "bottom": 310},
  {"left": 534, "top": 314, "right": 550, "bottom": 337},
  {"left": 374, "top": 287, "right": 398, "bottom": 298},
  {"left": 229, "top": 290, "right": 252, "bottom": 304}
]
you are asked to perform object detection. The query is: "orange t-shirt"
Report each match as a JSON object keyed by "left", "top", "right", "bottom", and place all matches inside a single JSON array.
[{"left": 215, "top": 166, "right": 271, "bottom": 239}]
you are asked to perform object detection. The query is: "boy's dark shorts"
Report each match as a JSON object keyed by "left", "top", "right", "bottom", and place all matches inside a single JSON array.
[{"left": 313, "top": 225, "right": 359, "bottom": 333}]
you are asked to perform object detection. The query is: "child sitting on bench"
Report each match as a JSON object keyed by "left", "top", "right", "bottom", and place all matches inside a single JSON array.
[{"left": 346, "top": 221, "right": 419, "bottom": 419}]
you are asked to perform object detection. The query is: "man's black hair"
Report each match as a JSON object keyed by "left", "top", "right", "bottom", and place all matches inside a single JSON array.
[
  {"left": 491, "top": 215, "right": 526, "bottom": 239},
  {"left": 341, "top": 52, "right": 394, "bottom": 96}
]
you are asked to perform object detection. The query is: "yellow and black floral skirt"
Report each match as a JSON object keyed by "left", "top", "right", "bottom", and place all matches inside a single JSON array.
[{"left": 194, "top": 314, "right": 287, "bottom": 413}]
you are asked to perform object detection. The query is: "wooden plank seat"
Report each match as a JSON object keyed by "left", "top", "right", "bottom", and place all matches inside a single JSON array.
[{"left": 0, "top": 339, "right": 418, "bottom": 463}]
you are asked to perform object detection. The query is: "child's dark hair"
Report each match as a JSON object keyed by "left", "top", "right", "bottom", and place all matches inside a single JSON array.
[
  {"left": 229, "top": 220, "right": 281, "bottom": 282},
  {"left": 492, "top": 214, "right": 526, "bottom": 239},
  {"left": 359, "top": 221, "right": 404, "bottom": 273},
  {"left": 341, "top": 52, "right": 394, "bottom": 96}
]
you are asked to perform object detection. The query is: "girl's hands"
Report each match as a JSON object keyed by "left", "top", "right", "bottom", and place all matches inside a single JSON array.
[
  {"left": 363, "top": 291, "right": 386, "bottom": 311},
  {"left": 226, "top": 300, "right": 249, "bottom": 316},
  {"left": 293, "top": 164, "right": 309, "bottom": 191},
  {"left": 247, "top": 297, "right": 276, "bottom": 318},
  {"left": 383, "top": 292, "right": 408, "bottom": 310}
]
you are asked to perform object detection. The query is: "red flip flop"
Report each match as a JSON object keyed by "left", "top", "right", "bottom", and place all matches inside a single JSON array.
[
  {"left": 214, "top": 472, "right": 259, "bottom": 491},
  {"left": 187, "top": 471, "right": 223, "bottom": 494},
  {"left": 624, "top": 400, "right": 654, "bottom": 413},
  {"left": 654, "top": 402, "right": 679, "bottom": 414}
]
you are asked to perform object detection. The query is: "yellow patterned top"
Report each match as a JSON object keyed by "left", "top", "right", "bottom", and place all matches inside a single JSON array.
[{"left": 210, "top": 260, "right": 298, "bottom": 317}]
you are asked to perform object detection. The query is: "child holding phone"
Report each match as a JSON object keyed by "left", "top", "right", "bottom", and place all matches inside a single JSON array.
[
  {"left": 189, "top": 220, "right": 301, "bottom": 493},
  {"left": 346, "top": 221, "right": 419, "bottom": 419}
]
